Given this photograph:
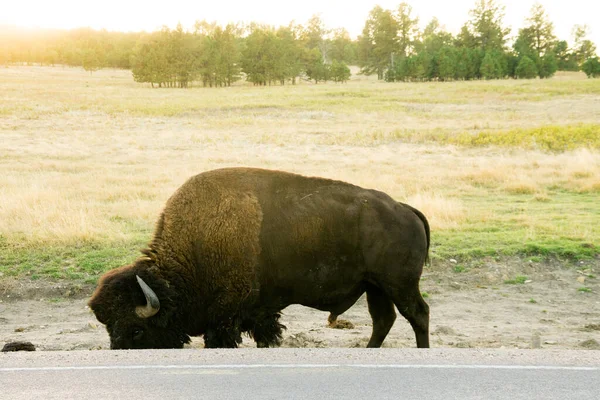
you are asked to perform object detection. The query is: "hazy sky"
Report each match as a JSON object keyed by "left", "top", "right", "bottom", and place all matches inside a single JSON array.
[{"left": 2, "top": 0, "right": 599, "bottom": 45}]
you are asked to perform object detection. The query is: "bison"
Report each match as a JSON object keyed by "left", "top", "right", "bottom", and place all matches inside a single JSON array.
[{"left": 89, "top": 167, "right": 430, "bottom": 349}]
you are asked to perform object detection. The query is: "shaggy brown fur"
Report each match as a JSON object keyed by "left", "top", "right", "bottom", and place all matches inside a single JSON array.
[{"left": 89, "top": 167, "right": 430, "bottom": 349}]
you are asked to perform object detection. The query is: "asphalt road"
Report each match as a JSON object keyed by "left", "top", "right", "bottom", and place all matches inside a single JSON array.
[{"left": 1, "top": 348, "right": 599, "bottom": 399}]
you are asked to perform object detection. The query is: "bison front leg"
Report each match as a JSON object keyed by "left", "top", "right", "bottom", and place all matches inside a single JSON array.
[
  {"left": 365, "top": 285, "right": 396, "bottom": 348},
  {"left": 243, "top": 313, "right": 285, "bottom": 348},
  {"left": 204, "top": 324, "right": 242, "bottom": 348},
  {"left": 327, "top": 313, "right": 338, "bottom": 326}
]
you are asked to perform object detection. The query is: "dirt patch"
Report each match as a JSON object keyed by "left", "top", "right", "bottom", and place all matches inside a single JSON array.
[
  {"left": 0, "top": 257, "right": 598, "bottom": 351},
  {"left": 329, "top": 319, "right": 355, "bottom": 330},
  {"left": 579, "top": 339, "right": 600, "bottom": 350},
  {"left": 582, "top": 324, "right": 600, "bottom": 332}
]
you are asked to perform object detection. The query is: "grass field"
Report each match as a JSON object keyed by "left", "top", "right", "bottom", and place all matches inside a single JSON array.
[{"left": 1, "top": 66, "right": 599, "bottom": 282}]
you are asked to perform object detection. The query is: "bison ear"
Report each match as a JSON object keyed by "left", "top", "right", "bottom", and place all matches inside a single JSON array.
[{"left": 89, "top": 264, "right": 138, "bottom": 324}]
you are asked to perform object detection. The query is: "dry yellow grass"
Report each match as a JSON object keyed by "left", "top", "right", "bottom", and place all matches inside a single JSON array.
[{"left": 0, "top": 66, "right": 599, "bottom": 261}]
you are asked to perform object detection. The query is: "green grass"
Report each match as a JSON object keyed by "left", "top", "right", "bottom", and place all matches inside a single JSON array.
[
  {"left": 453, "top": 265, "right": 466, "bottom": 273},
  {"left": 393, "top": 124, "right": 600, "bottom": 152},
  {"left": 48, "top": 297, "right": 65, "bottom": 303},
  {"left": 431, "top": 191, "right": 600, "bottom": 261},
  {"left": 504, "top": 275, "right": 529, "bottom": 285},
  {"left": 0, "top": 237, "right": 144, "bottom": 283},
  {"left": 452, "top": 125, "right": 600, "bottom": 152}
]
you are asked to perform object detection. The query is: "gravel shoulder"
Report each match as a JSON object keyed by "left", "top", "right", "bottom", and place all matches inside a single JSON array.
[{"left": 1, "top": 258, "right": 599, "bottom": 352}]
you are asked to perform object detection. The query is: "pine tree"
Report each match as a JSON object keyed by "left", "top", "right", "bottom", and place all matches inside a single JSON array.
[
  {"left": 553, "top": 41, "right": 579, "bottom": 71},
  {"left": 467, "top": 0, "right": 510, "bottom": 52},
  {"left": 82, "top": 49, "right": 100, "bottom": 74},
  {"left": 395, "top": 2, "right": 419, "bottom": 58},
  {"left": 436, "top": 46, "right": 457, "bottom": 81},
  {"left": 524, "top": 3, "right": 556, "bottom": 57},
  {"left": 454, "top": 47, "right": 471, "bottom": 80},
  {"left": 513, "top": 28, "right": 537, "bottom": 60},
  {"left": 455, "top": 24, "right": 477, "bottom": 49},
  {"left": 131, "top": 31, "right": 171, "bottom": 87},
  {"left": 169, "top": 24, "right": 196, "bottom": 88},
  {"left": 419, "top": 19, "right": 454, "bottom": 81},
  {"left": 537, "top": 53, "right": 557, "bottom": 78},
  {"left": 330, "top": 60, "right": 351, "bottom": 83},
  {"left": 328, "top": 28, "right": 356, "bottom": 64},
  {"left": 275, "top": 25, "right": 305, "bottom": 84},
  {"left": 305, "top": 47, "right": 329, "bottom": 83},
  {"left": 213, "top": 24, "right": 242, "bottom": 87},
  {"left": 514, "top": 3, "right": 557, "bottom": 78},
  {"left": 300, "top": 15, "right": 331, "bottom": 82},
  {"left": 480, "top": 50, "right": 504, "bottom": 79},
  {"left": 515, "top": 56, "right": 538, "bottom": 78},
  {"left": 241, "top": 25, "right": 277, "bottom": 86},
  {"left": 453, "top": 1, "right": 510, "bottom": 80},
  {"left": 357, "top": 6, "right": 398, "bottom": 79},
  {"left": 302, "top": 15, "right": 328, "bottom": 54},
  {"left": 582, "top": 57, "right": 600, "bottom": 78},
  {"left": 572, "top": 25, "right": 598, "bottom": 67}
]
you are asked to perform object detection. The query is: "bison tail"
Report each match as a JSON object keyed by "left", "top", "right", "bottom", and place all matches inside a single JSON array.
[{"left": 408, "top": 206, "right": 431, "bottom": 267}]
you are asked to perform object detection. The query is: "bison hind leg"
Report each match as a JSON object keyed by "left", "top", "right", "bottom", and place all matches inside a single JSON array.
[
  {"left": 244, "top": 313, "right": 286, "bottom": 348},
  {"left": 394, "top": 289, "right": 430, "bottom": 348},
  {"left": 382, "top": 283, "right": 429, "bottom": 348}
]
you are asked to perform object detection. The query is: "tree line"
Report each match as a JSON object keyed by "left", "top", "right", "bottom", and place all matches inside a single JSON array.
[
  {"left": 129, "top": 19, "right": 354, "bottom": 87},
  {"left": 360, "top": 1, "right": 599, "bottom": 81},
  {"left": 1, "top": 0, "right": 598, "bottom": 85},
  {"left": 0, "top": 26, "right": 137, "bottom": 70}
]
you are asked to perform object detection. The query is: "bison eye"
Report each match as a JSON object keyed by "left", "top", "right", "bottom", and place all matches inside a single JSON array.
[{"left": 132, "top": 328, "right": 144, "bottom": 341}]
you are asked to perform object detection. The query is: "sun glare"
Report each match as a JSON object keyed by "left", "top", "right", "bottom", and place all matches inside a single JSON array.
[{"left": 1, "top": 0, "right": 598, "bottom": 43}]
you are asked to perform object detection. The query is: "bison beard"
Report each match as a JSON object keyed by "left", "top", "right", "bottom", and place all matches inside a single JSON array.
[{"left": 89, "top": 167, "right": 430, "bottom": 349}]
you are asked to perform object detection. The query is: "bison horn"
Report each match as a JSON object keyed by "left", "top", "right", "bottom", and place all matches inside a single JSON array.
[{"left": 135, "top": 275, "right": 160, "bottom": 318}]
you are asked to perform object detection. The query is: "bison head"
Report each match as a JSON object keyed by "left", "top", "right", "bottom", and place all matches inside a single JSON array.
[{"left": 88, "top": 263, "right": 190, "bottom": 349}]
